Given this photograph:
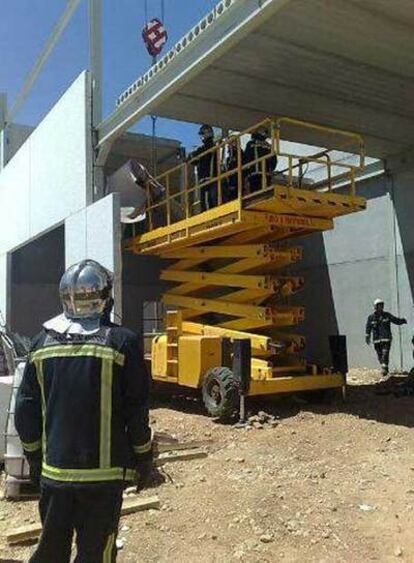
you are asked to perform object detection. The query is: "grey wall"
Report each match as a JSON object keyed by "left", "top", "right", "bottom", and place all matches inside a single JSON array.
[
  {"left": 10, "top": 226, "right": 65, "bottom": 337},
  {"left": 291, "top": 233, "right": 339, "bottom": 368},
  {"left": 122, "top": 251, "right": 168, "bottom": 341},
  {"left": 299, "top": 170, "right": 414, "bottom": 371}
]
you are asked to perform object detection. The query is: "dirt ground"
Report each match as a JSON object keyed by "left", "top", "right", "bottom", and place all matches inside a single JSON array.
[{"left": 1, "top": 368, "right": 414, "bottom": 563}]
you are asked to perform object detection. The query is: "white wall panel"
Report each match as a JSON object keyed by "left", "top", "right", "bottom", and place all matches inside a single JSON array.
[
  {"left": 64, "top": 194, "right": 122, "bottom": 318},
  {"left": 30, "top": 73, "right": 90, "bottom": 235},
  {"left": 65, "top": 209, "right": 87, "bottom": 269},
  {"left": 0, "top": 72, "right": 90, "bottom": 256},
  {"left": 85, "top": 194, "right": 120, "bottom": 273},
  {"left": 0, "top": 142, "right": 31, "bottom": 255},
  {"left": 86, "top": 194, "right": 122, "bottom": 318}
]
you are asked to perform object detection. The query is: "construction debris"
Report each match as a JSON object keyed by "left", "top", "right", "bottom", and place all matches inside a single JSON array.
[
  {"left": 238, "top": 411, "right": 280, "bottom": 429},
  {"left": 6, "top": 496, "right": 160, "bottom": 545},
  {"left": 5, "top": 440, "right": 210, "bottom": 546},
  {"left": 5, "top": 522, "right": 41, "bottom": 545},
  {"left": 154, "top": 439, "right": 212, "bottom": 453},
  {"left": 156, "top": 450, "right": 208, "bottom": 466}
]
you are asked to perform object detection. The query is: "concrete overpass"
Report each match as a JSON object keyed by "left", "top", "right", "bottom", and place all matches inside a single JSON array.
[{"left": 98, "top": 0, "right": 414, "bottom": 160}]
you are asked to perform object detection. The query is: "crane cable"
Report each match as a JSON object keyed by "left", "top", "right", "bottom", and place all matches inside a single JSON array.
[{"left": 145, "top": 0, "right": 166, "bottom": 175}]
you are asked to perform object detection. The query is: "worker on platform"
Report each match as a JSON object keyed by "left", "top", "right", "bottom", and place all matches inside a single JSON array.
[
  {"left": 244, "top": 125, "right": 277, "bottom": 193},
  {"left": 15, "top": 259, "right": 152, "bottom": 563},
  {"left": 223, "top": 136, "right": 241, "bottom": 203},
  {"left": 365, "top": 298, "right": 407, "bottom": 376},
  {"left": 188, "top": 124, "right": 218, "bottom": 211}
]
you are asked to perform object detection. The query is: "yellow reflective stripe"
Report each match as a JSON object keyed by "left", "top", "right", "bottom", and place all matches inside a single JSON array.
[
  {"left": 31, "top": 345, "right": 125, "bottom": 367},
  {"left": 100, "top": 359, "right": 113, "bottom": 469},
  {"left": 133, "top": 439, "right": 152, "bottom": 454},
  {"left": 42, "top": 463, "right": 135, "bottom": 483},
  {"left": 21, "top": 439, "right": 42, "bottom": 452},
  {"left": 103, "top": 533, "right": 115, "bottom": 563},
  {"left": 34, "top": 360, "right": 47, "bottom": 461}
]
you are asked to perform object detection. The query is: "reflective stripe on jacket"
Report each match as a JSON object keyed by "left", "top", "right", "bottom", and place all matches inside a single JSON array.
[{"left": 365, "top": 312, "right": 405, "bottom": 343}]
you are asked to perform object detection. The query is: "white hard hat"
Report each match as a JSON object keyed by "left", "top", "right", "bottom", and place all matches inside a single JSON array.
[{"left": 374, "top": 298, "right": 384, "bottom": 306}]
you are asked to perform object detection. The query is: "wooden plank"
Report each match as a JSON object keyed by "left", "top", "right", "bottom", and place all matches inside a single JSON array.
[
  {"left": 156, "top": 450, "right": 208, "bottom": 466},
  {"left": 121, "top": 495, "right": 160, "bottom": 515},
  {"left": 155, "top": 440, "right": 211, "bottom": 453},
  {"left": 6, "top": 496, "right": 160, "bottom": 545},
  {"left": 6, "top": 523, "right": 41, "bottom": 545}
]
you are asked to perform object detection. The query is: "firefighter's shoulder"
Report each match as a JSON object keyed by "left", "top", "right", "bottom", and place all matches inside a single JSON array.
[
  {"left": 29, "top": 329, "right": 48, "bottom": 354},
  {"left": 105, "top": 324, "right": 140, "bottom": 348}
]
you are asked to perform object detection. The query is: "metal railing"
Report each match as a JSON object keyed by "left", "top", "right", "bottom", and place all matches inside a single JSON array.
[{"left": 141, "top": 117, "right": 365, "bottom": 231}]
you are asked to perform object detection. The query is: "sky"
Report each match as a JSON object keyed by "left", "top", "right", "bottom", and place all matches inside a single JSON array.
[{"left": 0, "top": 0, "right": 218, "bottom": 150}]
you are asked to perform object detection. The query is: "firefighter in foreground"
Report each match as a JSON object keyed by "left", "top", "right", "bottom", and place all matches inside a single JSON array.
[
  {"left": 15, "top": 259, "right": 152, "bottom": 563},
  {"left": 365, "top": 298, "right": 407, "bottom": 376}
]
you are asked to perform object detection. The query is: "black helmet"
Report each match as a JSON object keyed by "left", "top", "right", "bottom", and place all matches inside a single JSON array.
[
  {"left": 198, "top": 124, "right": 214, "bottom": 139},
  {"left": 59, "top": 260, "right": 113, "bottom": 320},
  {"left": 253, "top": 125, "right": 269, "bottom": 140}
]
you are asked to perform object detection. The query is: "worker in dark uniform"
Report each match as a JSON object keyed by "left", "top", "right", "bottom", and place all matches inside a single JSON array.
[
  {"left": 188, "top": 124, "right": 218, "bottom": 211},
  {"left": 223, "top": 137, "right": 241, "bottom": 203},
  {"left": 15, "top": 259, "right": 152, "bottom": 563},
  {"left": 365, "top": 298, "right": 407, "bottom": 376},
  {"left": 244, "top": 125, "right": 277, "bottom": 193}
]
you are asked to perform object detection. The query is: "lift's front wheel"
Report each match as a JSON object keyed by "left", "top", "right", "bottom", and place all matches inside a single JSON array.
[{"left": 202, "top": 366, "right": 239, "bottom": 419}]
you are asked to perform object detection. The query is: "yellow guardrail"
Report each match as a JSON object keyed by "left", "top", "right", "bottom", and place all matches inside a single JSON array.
[{"left": 142, "top": 116, "right": 365, "bottom": 231}]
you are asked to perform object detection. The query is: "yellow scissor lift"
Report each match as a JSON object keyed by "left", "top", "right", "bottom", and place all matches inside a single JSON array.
[{"left": 126, "top": 117, "right": 367, "bottom": 417}]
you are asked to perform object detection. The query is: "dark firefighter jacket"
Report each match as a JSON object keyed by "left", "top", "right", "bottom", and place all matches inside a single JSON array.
[
  {"left": 189, "top": 138, "right": 218, "bottom": 182},
  {"left": 365, "top": 312, "right": 406, "bottom": 343},
  {"left": 243, "top": 137, "right": 277, "bottom": 177},
  {"left": 15, "top": 324, "right": 152, "bottom": 485}
]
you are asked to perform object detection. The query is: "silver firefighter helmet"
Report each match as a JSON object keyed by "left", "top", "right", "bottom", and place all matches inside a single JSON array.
[{"left": 59, "top": 260, "right": 113, "bottom": 320}]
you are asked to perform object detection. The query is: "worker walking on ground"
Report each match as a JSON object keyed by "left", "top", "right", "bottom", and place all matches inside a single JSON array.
[
  {"left": 188, "top": 124, "right": 218, "bottom": 211},
  {"left": 244, "top": 125, "right": 277, "bottom": 193},
  {"left": 15, "top": 259, "right": 152, "bottom": 563},
  {"left": 365, "top": 298, "right": 407, "bottom": 376}
]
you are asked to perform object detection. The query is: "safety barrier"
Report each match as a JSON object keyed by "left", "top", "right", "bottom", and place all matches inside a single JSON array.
[{"left": 141, "top": 116, "right": 365, "bottom": 231}]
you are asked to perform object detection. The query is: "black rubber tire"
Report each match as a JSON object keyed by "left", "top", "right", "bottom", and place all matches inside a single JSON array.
[{"left": 202, "top": 366, "right": 239, "bottom": 418}]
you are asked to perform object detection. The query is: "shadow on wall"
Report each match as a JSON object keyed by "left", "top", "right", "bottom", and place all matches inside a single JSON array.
[
  {"left": 122, "top": 251, "right": 169, "bottom": 342},
  {"left": 388, "top": 168, "right": 414, "bottom": 370},
  {"left": 291, "top": 232, "right": 339, "bottom": 368},
  {"left": 10, "top": 226, "right": 64, "bottom": 337}
]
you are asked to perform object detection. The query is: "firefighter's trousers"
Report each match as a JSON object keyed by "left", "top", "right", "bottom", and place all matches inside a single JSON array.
[
  {"left": 374, "top": 341, "right": 391, "bottom": 374},
  {"left": 29, "top": 481, "right": 123, "bottom": 563}
]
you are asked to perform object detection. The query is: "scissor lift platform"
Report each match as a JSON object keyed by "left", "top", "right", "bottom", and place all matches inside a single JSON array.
[{"left": 128, "top": 185, "right": 366, "bottom": 255}]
